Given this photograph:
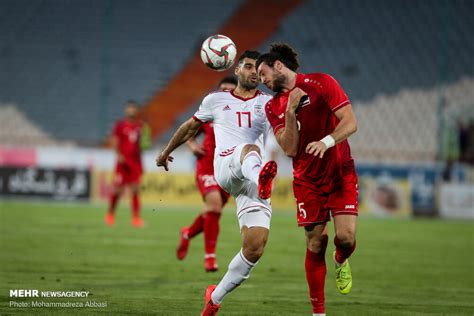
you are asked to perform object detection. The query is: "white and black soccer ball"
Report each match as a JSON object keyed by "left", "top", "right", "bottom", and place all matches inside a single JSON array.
[{"left": 200, "top": 34, "right": 237, "bottom": 72}]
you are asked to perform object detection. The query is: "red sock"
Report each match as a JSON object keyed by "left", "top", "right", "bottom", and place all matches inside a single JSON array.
[
  {"left": 334, "top": 237, "right": 356, "bottom": 264},
  {"left": 188, "top": 214, "right": 204, "bottom": 239},
  {"left": 108, "top": 193, "right": 119, "bottom": 215},
  {"left": 305, "top": 235, "right": 328, "bottom": 314},
  {"left": 203, "top": 211, "right": 221, "bottom": 255},
  {"left": 131, "top": 193, "right": 140, "bottom": 218}
]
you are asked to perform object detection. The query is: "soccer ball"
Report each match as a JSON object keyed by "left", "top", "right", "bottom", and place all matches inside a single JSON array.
[{"left": 200, "top": 34, "right": 237, "bottom": 72}]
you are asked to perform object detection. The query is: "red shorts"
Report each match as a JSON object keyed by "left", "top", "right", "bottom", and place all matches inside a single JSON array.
[
  {"left": 196, "top": 173, "right": 230, "bottom": 205},
  {"left": 114, "top": 163, "right": 142, "bottom": 186},
  {"left": 293, "top": 173, "right": 358, "bottom": 226}
]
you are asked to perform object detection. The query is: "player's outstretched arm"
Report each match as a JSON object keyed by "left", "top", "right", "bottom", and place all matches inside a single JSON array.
[
  {"left": 156, "top": 118, "right": 203, "bottom": 171},
  {"left": 275, "top": 88, "right": 306, "bottom": 157},
  {"left": 306, "top": 104, "right": 357, "bottom": 158}
]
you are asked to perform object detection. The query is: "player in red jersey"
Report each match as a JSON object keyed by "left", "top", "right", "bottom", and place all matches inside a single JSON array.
[
  {"left": 106, "top": 101, "right": 151, "bottom": 228},
  {"left": 176, "top": 76, "right": 236, "bottom": 272},
  {"left": 257, "top": 44, "right": 358, "bottom": 316}
]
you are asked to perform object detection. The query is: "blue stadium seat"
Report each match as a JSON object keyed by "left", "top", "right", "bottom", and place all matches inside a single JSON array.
[{"left": 0, "top": 0, "right": 243, "bottom": 143}]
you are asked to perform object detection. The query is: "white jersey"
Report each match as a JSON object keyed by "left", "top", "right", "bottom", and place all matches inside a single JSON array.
[{"left": 193, "top": 89, "right": 272, "bottom": 159}]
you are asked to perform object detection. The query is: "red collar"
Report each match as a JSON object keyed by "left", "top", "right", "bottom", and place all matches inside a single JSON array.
[
  {"left": 230, "top": 89, "right": 260, "bottom": 101},
  {"left": 295, "top": 73, "right": 305, "bottom": 84},
  {"left": 278, "top": 73, "right": 305, "bottom": 96}
]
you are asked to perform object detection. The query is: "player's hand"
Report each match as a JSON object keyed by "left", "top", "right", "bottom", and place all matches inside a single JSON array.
[
  {"left": 156, "top": 152, "right": 174, "bottom": 171},
  {"left": 305, "top": 141, "right": 328, "bottom": 158},
  {"left": 190, "top": 143, "right": 206, "bottom": 157},
  {"left": 287, "top": 88, "right": 307, "bottom": 113}
]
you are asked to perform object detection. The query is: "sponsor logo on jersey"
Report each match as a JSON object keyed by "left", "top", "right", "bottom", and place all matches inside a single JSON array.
[
  {"left": 278, "top": 113, "right": 285, "bottom": 119},
  {"left": 345, "top": 205, "right": 355, "bottom": 209},
  {"left": 223, "top": 105, "right": 231, "bottom": 111}
]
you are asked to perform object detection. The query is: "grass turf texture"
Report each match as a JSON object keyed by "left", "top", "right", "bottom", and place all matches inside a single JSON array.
[{"left": 0, "top": 201, "right": 473, "bottom": 315}]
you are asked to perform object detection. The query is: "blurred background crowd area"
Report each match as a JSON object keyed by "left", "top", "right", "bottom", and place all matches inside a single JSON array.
[{"left": 0, "top": 0, "right": 473, "bottom": 218}]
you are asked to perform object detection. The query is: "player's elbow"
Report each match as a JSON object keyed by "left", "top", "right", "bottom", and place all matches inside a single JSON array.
[
  {"left": 345, "top": 118, "right": 357, "bottom": 136},
  {"left": 350, "top": 121, "right": 357, "bottom": 134},
  {"left": 284, "top": 146, "right": 297, "bottom": 157}
]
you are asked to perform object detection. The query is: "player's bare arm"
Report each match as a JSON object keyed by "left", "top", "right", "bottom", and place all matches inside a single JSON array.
[
  {"left": 306, "top": 104, "right": 358, "bottom": 158},
  {"left": 156, "top": 118, "right": 202, "bottom": 171},
  {"left": 275, "top": 88, "right": 306, "bottom": 157}
]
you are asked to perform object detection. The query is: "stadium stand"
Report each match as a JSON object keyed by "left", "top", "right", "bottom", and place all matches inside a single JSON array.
[
  {"left": 351, "top": 77, "right": 474, "bottom": 163},
  {"left": 1, "top": 0, "right": 472, "bottom": 164},
  {"left": 262, "top": 0, "right": 474, "bottom": 101},
  {"left": 0, "top": 0, "right": 243, "bottom": 144},
  {"left": 169, "top": 0, "right": 474, "bottom": 163},
  {"left": 0, "top": 104, "right": 73, "bottom": 146}
]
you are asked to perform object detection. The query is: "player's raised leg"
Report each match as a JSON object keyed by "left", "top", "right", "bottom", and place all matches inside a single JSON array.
[
  {"left": 333, "top": 214, "right": 357, "bottom": 294},
  {"left": 202, "top": 212, "right": 269, "bottom": 316},
  {"left": 240, "top": 144, "right": 263, "bottom": 185},
  {"left": 239, "top": 144, "right": 277, "bottom": 199},
  {"left": 305, "top": 224, "right": 329, "bottom": 316}
]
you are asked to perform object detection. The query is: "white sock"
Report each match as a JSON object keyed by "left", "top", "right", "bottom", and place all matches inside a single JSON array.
[
  {"left": 211, "top": 249, "right": 256, "bottom": 304},
  {"left": 241, "top": 151, "right": 262, "bottom": 186},
  {"left": 313, "top": 314, "right": 326, "bottom": 316}
]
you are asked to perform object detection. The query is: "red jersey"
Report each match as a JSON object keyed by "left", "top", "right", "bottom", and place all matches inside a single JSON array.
[
  {"left": 195, "top": 122, "right": 216, "bottom": 175},
  {"left": 265, "top": 73, "right": 355, "bottom": 192},
  {"left": 113, "top": 119, "right": 143, "bottom": 169}
]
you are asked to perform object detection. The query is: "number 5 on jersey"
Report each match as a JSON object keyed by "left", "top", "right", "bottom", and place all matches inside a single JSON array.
[
  {"left": 298, "top": 202, "right": 307, "bottom": 219},
  {"left": 236, "top": 111, "right": 251, "bottom": 128}
]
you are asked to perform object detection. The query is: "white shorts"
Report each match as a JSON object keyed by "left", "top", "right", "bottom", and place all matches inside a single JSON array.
[
  {"left": 238, "top": 209, "right": 271, "bottom": 229},
  {"left": 214, "top": 143, "right": 272, "bottom": 228}
]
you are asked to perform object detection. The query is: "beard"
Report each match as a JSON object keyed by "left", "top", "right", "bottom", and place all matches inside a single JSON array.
[
  {"left": 270, "top": 71, "right": 287, "bottom": 92},
  {"left": 239, "top": 75, "right": 258, "bottom": 90}
]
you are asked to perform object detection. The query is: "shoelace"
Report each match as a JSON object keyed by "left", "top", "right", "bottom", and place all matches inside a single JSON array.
[{"left": 336, "top": 266, "right": 349, "bottom": 280}]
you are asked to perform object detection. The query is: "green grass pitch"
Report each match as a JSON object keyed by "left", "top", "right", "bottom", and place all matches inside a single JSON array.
[{"left": 0, "top": 200, "right": 473, "bottom": 315}]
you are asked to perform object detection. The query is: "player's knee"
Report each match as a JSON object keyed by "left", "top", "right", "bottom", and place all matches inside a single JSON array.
[
  {"left": 243, "top": 236, "right": 267, "bottom": 263},
  {"left": 241, "top": 144, "right": 261, "bottom": 163},
  {"left": 244, "top": 144, "right": 261, "bottom": 154},
  {"left": 335, "top": 229, "right": 356, "bottom": 247},
  {"left": 306, "top": 234, "right": 328, "bottom": 254},
  {"left": 243, "top": 243, "right": 265, "bottom": 263},
  {"left": 114, "top": 186, "right": 124, "bottom": 195},
  {"left": 204, "top": 207, "right": 222, "bottom": 214},
  {"left": 204, "top": 194, "right": 223, "bottom": 211}
]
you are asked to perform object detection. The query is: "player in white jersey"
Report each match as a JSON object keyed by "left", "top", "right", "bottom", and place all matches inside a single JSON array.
[{"left": 156, "top": 50, "right": 277, "bottom": 316}]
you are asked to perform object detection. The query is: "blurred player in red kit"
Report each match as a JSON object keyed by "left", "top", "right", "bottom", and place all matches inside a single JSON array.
[
  {"left": 105, "top": 100, "right": 151, "bottom": 228},
  {"left": 177, "top": 76, "right": 237, "bottom": 272},
  {"left": 257, "top": 44, "right": 358, "bottom": 316}
]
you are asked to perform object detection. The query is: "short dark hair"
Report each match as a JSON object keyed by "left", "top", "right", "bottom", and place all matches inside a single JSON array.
[
  {"left": 256, "top": 43, "right": 299, "bottom": 71},
  {"left": 237, "top": 50, "right": 261, "bottom": 65},
  {"left": 126, "top": 100, "right": 139, "bottom": 107},
  {"left": 218, "top": 76, "right": 237, "bottom": 87}
]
